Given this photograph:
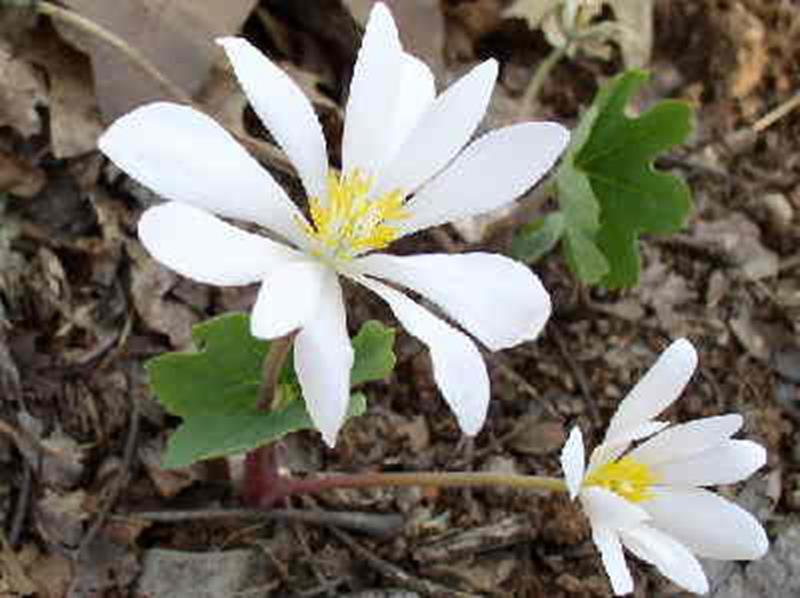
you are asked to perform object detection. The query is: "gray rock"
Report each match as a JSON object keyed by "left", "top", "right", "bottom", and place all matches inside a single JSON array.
[
  {"left": 135, "top": 548, "right": 269, "bottom": 598},
  {"left": 710, "top": 524, "right": 800, "bottom": 598}
]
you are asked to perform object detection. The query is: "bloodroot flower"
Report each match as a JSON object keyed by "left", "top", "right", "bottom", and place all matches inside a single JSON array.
[
  {"left": 560, "top": 339, "right": 769, "bottom": 595},
  {"left": 98, "top": 3, "right": 569, "bottom": 446}
]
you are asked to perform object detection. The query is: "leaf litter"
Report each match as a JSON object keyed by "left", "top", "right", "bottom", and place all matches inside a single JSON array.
[{"left": 0, "top": 0, "right": 798, "bottom": 595}]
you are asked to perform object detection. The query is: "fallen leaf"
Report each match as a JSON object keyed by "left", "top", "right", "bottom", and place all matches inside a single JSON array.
[
  {"left": 0, "top": 149, "right": 45, "bottom": 197},
  {"left": 722, "top": 2, "right": 767, "bottom": 99},
  {"left": 609, "top": 0, "right": 653, "bottom": 68},
  {"left": 58, "top": 0, "right": 258, "bottom": 120},
  {"left": 18, "top": 27, "right": 104, "bottom": 157},
  {"left": 693, "top": 214, "right": 779, "bottom": 280},
  {"left": 0, "top": 43, "right": 46, "bottom": 137},
  {"left": 139, "top": 437, "right": 203, "bottom": 498},
  {"left": 0, "top": 538, "right": 37, "bottom": 596},
  {"left": 126, "top": 239, "right": 198, "bottom": 348}
]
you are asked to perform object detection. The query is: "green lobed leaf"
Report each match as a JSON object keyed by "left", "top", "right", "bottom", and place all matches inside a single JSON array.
[
  {"left": 550, "top": 93, "right": 611, "bottom": 285},
  {"left": 350, "top": 320, "right": 396, "bottom": 386},
  {"left": 553, "top": 70, "right": 692, "bottom": 288},
  {"left": 146, "top": 314, "right": 396, "bottom": 467},
  {"left": 163, "top": 394, "right": 367, "bottom": 469},
  {"left": 511, "top": 212, "right": 566, "bottom": 264}
]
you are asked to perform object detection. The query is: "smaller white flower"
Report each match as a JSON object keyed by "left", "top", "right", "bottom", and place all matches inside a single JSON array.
[{"left": 560, "top": 339, "right": 769, "bottom": 595}]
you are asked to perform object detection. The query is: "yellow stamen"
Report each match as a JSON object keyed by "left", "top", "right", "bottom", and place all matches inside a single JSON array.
[
  {"left": 299, "top": 169, "right": 408, "bottom": 261},
  {"left": 584, "top": 457, "right": 658, "bottom": 503}
]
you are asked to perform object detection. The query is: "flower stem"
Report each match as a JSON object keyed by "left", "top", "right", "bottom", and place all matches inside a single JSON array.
[
  {"left": 256, "top": 332, "right": 296, "bottom": 411},
  {"left": 517, "top": 44, "right": 569, "bottom": 119},
  {"left": 276, "top": 471, "right": 568, "bottom": 499},
  {"left": 244, "top": 332, "right": 297, "bottom": 506}
]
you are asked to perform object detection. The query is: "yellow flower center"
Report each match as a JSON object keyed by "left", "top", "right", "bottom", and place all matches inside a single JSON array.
[
  {"left": 299, "top": 169, "right": 408, "bottom": 262},
  {"left": 584, "top": 457, "right": 658, "bottom": 503}
]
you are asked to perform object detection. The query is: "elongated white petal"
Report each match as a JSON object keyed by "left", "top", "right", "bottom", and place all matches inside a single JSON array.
[
  {"left": 581, "top": 487, "right": 650, "bottom": 530},
  {"left": 355, "top": 275, "right": 489, "bottom": 435},
  {"left": 652, "top": 440, "right": 766, "bottom": 486},
  {"left": 138, "top": 202, "right": 298, "bottom": 286},
  {"left": 561, "top": 427, "right": 586, "bottom": 499},
  {"left": 591, "top": 524, "right": 634, "bottom": 595},
  {"left": 643, "top": 487, "right": 769, "bottom": 560},
  {"left": 99, "top": 102, "right": 307, "bottom": 246},
  {"left": 373, "top": 60, "right": 498, "bottom": 197},
  {"left": 379, "top": 52, "right": 436, "bottom": 169},
  {"left": 251, "top": 260, "right": 328, "bottom": 339},
  {"left": 293, "top": 271, "right": 354, "bottom": 447},
  {"left": 355, "top": 252, "right": 550, "bottom": 350},
  {"left": 620, "top": 525, "right": 709, "bottom": 595},
  {"left": 218, "top": 37, "right": 329, "bottom": 200},
  {"left": 399, "top": 122, "right": 570, "bottom": 235},
  {"left": 587, "top": 420, "right": 670, "bottom": 474},
  {"left": 627, "top": 414, "right": 742, "bottom": 466},
  {"left": 343, "top": 3, "right": 403, "bottom": 178},
  {"left": 605, "top": 339, "right": 697, "bottom": 444}
]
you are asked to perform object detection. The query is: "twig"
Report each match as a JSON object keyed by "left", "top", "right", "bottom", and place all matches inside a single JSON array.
[
  {"left": 74, "top": 397, "right": 140, "bottom": 559},
  {"left": 119, "top": 507, "right": 405, "bottom": 539},
  {"left": 751, "top": 90, "right": 800, "bottom": 133},
  {"left": 328, "top": 526, "right": 474, "bottom": 598},
  {"left": 8, "top": 460, "right": 32, "bottom": 548},
  {"left": 549, "top": 323, "right": 601, "bottom": 425}
]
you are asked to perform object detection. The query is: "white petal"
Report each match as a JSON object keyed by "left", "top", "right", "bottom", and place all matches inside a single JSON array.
[
  {"left": 342, "top": 3, "right": 404, "bottom": 178},
  {"left": 355, "top": 274, "right": 489, "bottom": 435},
  {"left": 620, "top": 525, "right": 709, "bottom": 595},
  {"left": 561, "top": 426, "right": 586, "bottom": 499},
  {"left": 251, "top": 260, "right": 328, "bottom": 339},
  {"left": 643, "top": 487, "right": 769, "bottom": 560},
  {"left": 218, "top": 37, "right": 329, "bottom": 200},
  {"left": 580, "top": 487, "right": 650, "bottom": 530},
  {"left": 399, "top": 122, "right": 570, "bottom": 236},
  {"left": 627, "top": 414, "right": 743, "bottom": 466},
  {"left": 373, "top": 60, "right": 498, "bottom": 197},
  {"left": 138, "top": 202, "right": 298, "bottom": 286},
  {"left": 605, "top": 339, "right": 698, "bottom": 444},
  {"left": 652, "top": 440, "right": 766, "bottom": 487},
  {"left": 591, "top": 524, "right": 634, "bottom": 595},
  {"left": 99, "top": 102, "right": 307, "bottom": 246},
  {"left": 587, "top": 420, "right": 670, "bottom": 474},
  {"left": 293, "top": 271, "right": 354, "bottom": 447},
  {"left": 354, "top": 252, "right": 550, "bottom": 350},
  {"left": 379, "top": 52, "right": 436, "bottom": 169}
]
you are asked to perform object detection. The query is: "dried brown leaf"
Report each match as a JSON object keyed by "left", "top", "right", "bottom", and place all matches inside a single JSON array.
[
  {"left": 0, "top": 44, "right": 46, "bottom": 137},
  {"left": 59, "top": 0, "right": 258, "bottom": 120}
]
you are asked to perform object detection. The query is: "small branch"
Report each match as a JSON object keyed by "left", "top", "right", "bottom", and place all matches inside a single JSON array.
[
  {"left": 119, "top": 507, "right": 404, "bottom": 539},
  {"left": 752, "top": 90, "right": 800, "bottom": 133}
]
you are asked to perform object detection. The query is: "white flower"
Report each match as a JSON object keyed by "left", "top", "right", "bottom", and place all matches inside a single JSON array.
[
  {"left": 98, "top": 3, "right": 569, "bottom": 447},
  {"left": 560, "top": 339, "right": 769, "bottom": 595}
]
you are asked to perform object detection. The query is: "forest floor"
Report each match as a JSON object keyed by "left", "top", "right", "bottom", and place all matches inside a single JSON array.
[{"left": 0, "top": 0, "right": 798, "bottom": 596}]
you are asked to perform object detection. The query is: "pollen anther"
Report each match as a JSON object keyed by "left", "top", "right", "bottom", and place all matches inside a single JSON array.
[
  {"left": 300, "top": 169, "right": 408, "bottom": 261},
  {"left": 584, "top": 456, "right": 658, "bottom": 503}
]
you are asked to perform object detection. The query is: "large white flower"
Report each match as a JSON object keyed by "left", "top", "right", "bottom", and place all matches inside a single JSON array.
[
  {"left": 98, "top": 3, "right": 569, "bottom": 447},
  {"left": 560, "top": 339, "right": 769, "bottom": 595}
]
